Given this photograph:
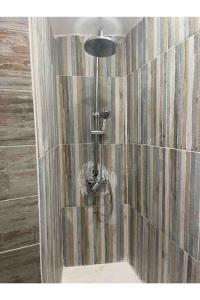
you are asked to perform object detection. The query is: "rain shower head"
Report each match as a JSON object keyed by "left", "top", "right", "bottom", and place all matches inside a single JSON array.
[{"left": 84, "top": 30, "right": 116, "bottom": 57}]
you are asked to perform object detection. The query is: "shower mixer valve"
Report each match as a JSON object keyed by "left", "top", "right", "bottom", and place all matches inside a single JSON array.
[{"left": 86, "top": 176, "right": 108, "bottom": 196}]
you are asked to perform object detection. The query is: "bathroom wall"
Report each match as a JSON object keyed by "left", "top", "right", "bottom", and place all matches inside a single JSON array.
[
  {"left": 0, "top": 17, "right": 40, "bottom": 282},
  {"left": 29, "top": 18, "right": 63, "bottom": 282},
  {"left": 126, "top": 17, "right": 200, "bottom": 283},
  {"left": 56, "top": 34, "right": 130, "bottom": 266}
]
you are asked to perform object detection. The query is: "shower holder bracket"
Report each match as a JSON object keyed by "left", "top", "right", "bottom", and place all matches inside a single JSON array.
[
  {"left": 91, "top": 130, "right": 104, "bottom": 135},
  {"left": 93, "top": 112, "right": 99, "bottom": 117}
]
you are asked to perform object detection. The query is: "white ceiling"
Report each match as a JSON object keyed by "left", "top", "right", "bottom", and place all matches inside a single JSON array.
[{"left": 48, "top": 17, "right": 142, "bottom": 36}]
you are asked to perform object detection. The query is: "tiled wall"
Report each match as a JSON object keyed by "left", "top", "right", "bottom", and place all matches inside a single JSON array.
[
  {"left": 29, "top": 17, "right": 63, "bottom": 283},
  {"left": 126, "top": 17, "right": 200, "bottom": 283},
  {"left": 57, "top": 34, "right": 129, "bottom": 266},
  {"left": 0, "top": 18, "right": 40, "bottom": 283},
  {"left": 56, "top": 35, "right": 126, "bottom": 77}
]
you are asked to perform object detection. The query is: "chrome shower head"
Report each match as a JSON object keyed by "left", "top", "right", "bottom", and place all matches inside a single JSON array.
[{"left": 84, "top": 30, "right": 116, "bottom": 57}]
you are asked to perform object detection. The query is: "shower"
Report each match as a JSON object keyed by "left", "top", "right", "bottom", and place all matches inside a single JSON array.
[
  {"left": 84, "top": 29, "right": 116, "bottom": 217},
  {"left": 84, "top": 29, "right": 116, "bottom": 57}
]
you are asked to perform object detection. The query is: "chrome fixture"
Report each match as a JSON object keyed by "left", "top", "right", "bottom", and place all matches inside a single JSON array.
[
  {"left": 86, "top": 177, "right": 108, "bottom": 196},
  {"left": 91, "top": 110, "right": 111, "bottom": 135},
  {"left": 100, "top": 110, "right": 111, "bottom": 131},
  {"left": 84, "top": 29, "right": 117, "bottom": 218},
  {"left": 84, "top": 29, "right": 116, "bottom": 57}
]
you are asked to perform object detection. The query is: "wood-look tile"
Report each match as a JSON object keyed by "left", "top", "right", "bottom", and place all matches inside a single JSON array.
[
  {"left": 58, "top": 76, "right": 126, "bottom": 145},
  {"left": 0, "top": 196, "right": 39, "bottom": 252},
  {"left": 0, "top": 90, "right": 35, "bottom": 146},
  {"left": 0, "top": 244, "right": 41, "bottom": 283},
  {"left": 0, "top": 146, "right": 37, "bottom": 201},
  {"left": 129, "top": 31, "right": 200, "bottom": 152},
  {"left": 56, "top": 35, "right": 126, "bottom": 77},
  {"left": 0, "top": 17, "right": 28, "bottom": 32},
  {"left": 58, "top": 76, "right": 95, "bottom": 144},
  {"left": 0, "top": 17, "right": 40, "bottom": 283},
  {"left": 131, "top": 145, "right": 200, "bottom": 261},
  {"left": 38, "top": 146, "right": 63, "bottom": 283},
  {"left": 63, "top": 204, "right": 128, "bottom": 267},
  {"left": 127, "top": 17, "right": 200, "bottom": 74},
  {"left": 125, "top": 144, "right": 138, "bottom": 208},
  {"left": 61, "top": 144, "right": 125, "bottom": 208},
  {"left": 129, "top": 209, "right": 200, "bottom": 283},
  {"left": 0, "top": 28, "right": 31, "bottom": 90},
  {"left": 127, "top": 73, "right": 138, "bottom": 144},
  {"left": 29, "top": 17, "right": 59, "bottom": 157},
  {"left": 126, "top": 17, "right": 200, "bottom": 284},
  {"left": 61, "top": 144, "right": 94, "bottom": 207},
  {"left": 29, "top": 17, "right": 63, "bottom": 283},
  {"left": 99, "top": 77, "right": 127, "bottom": 144},
  {"left": 98, "top": 36, "right": 127, "bottom": 77}
]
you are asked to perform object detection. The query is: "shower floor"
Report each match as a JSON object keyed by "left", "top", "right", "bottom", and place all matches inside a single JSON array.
[{"left": 61, "top": 261, "right": 142, "bottom": 283}]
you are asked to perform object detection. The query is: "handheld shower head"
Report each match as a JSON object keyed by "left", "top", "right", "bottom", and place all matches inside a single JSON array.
[
  {"left": 99, "top": 111, "right": 111, "bottom": 119},
  {"left": 99, "top": 110, "right": 111, "bottom": 131}
]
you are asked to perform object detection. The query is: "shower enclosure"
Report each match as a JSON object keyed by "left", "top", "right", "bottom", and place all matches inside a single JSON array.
[
  {"left": 30, "top": 17, "right": 128, "bottom": 282},
  {"left": 28, "top": 17, "right": 200, "bottom": 283}
]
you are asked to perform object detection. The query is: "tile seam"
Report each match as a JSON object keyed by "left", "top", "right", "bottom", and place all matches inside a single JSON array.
[
  {"left": 127, "top": 27, "right": 200, "bottom": 76},
  {"left": 126, "top": 142, "right": 200, "bottom": 154},
  {"left": 38, "top": 144, "right": 60, "bottom": 159},
  {"left": 130, "top": 207, "right": 200, "bottom": 265},
  {"left": 0, "top": 194, "right": 38, "bottom": 204},
  {"left": 57, "top": 75, "right": 127, "bottom": 79},
  {"left": 0, "top": 144, "right": 36, "bottom": 149},
  {"left": 0, "top": 88, "right": 32, "bottom": 93},
  {"left": 0, "top": 243, "right": 40, "bottom": 255}
]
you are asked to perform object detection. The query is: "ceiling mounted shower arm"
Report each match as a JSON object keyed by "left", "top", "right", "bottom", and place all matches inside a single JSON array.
[{"left": 99, "top": 28, "right": 103, "bottom": 36}]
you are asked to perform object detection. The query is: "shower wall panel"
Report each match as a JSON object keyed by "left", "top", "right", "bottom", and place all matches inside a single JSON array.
[
  {"left": 126, "top": 17, "right": 200, "bottom": 283},
  {"left": 56, "top": 35, "right": 126, "bottom": 77},
  {"left": 29, "top": 17, "right": 63, "bottom": 283},
  {"left": 56, "top": 34, "right": 129, "bottom": 266},
  {"left": 130, "top": 209, "right": 200, "bottom": 283},
  {"left": 126, "top": 17, "right": 200, "bottom": 75},
  {"left": 61, "top": 143, "right": 129, "bottom": 265},
  {"left": 0, "top": 17, "right": 40, "bottom": 283},
  {"left": 61, "top": 144, "right": 126, "bottom": 207},
  {"left": 63, "top": 204, "right": 129, "bottom": 266},
  {"left": 58, "top": 76, "right": 127, "bottom": 145}
]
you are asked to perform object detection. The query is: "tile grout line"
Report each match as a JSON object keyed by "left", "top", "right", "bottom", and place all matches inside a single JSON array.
[
  {"left": 128, "top": 206, "right": 200, "bottom": 265},
  {"left": 55, "top": 33, "right": 127, "bottom": 38},
  {"left": 0, "top": 194, "right": 38, "bottom": 204},
  {"left": 0, "top": 144, "right": 36, "bottom": 149},
  {"left": 125, "top": 17, "right": 144, "bottom": 37},
  {"left": 0, "top": 88, "right": 32, "bottom": 93},
  {"left": 60, "top": 141, "right": 200, "bottom": 154},
  {"left": 127, "top": 142, "right": 200, "bottom": 155},
  {"left": 0, "top": 243, "right": 40, "bottom": 255},
  {"left": 38, "top": 144, "right": 60, "bottom": 159},
  {"left": 126, "top": 26, "right": 200, "bottom": 76},
  {"left": 57, "top": 74, "right": 127, "bottom": 79}
]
